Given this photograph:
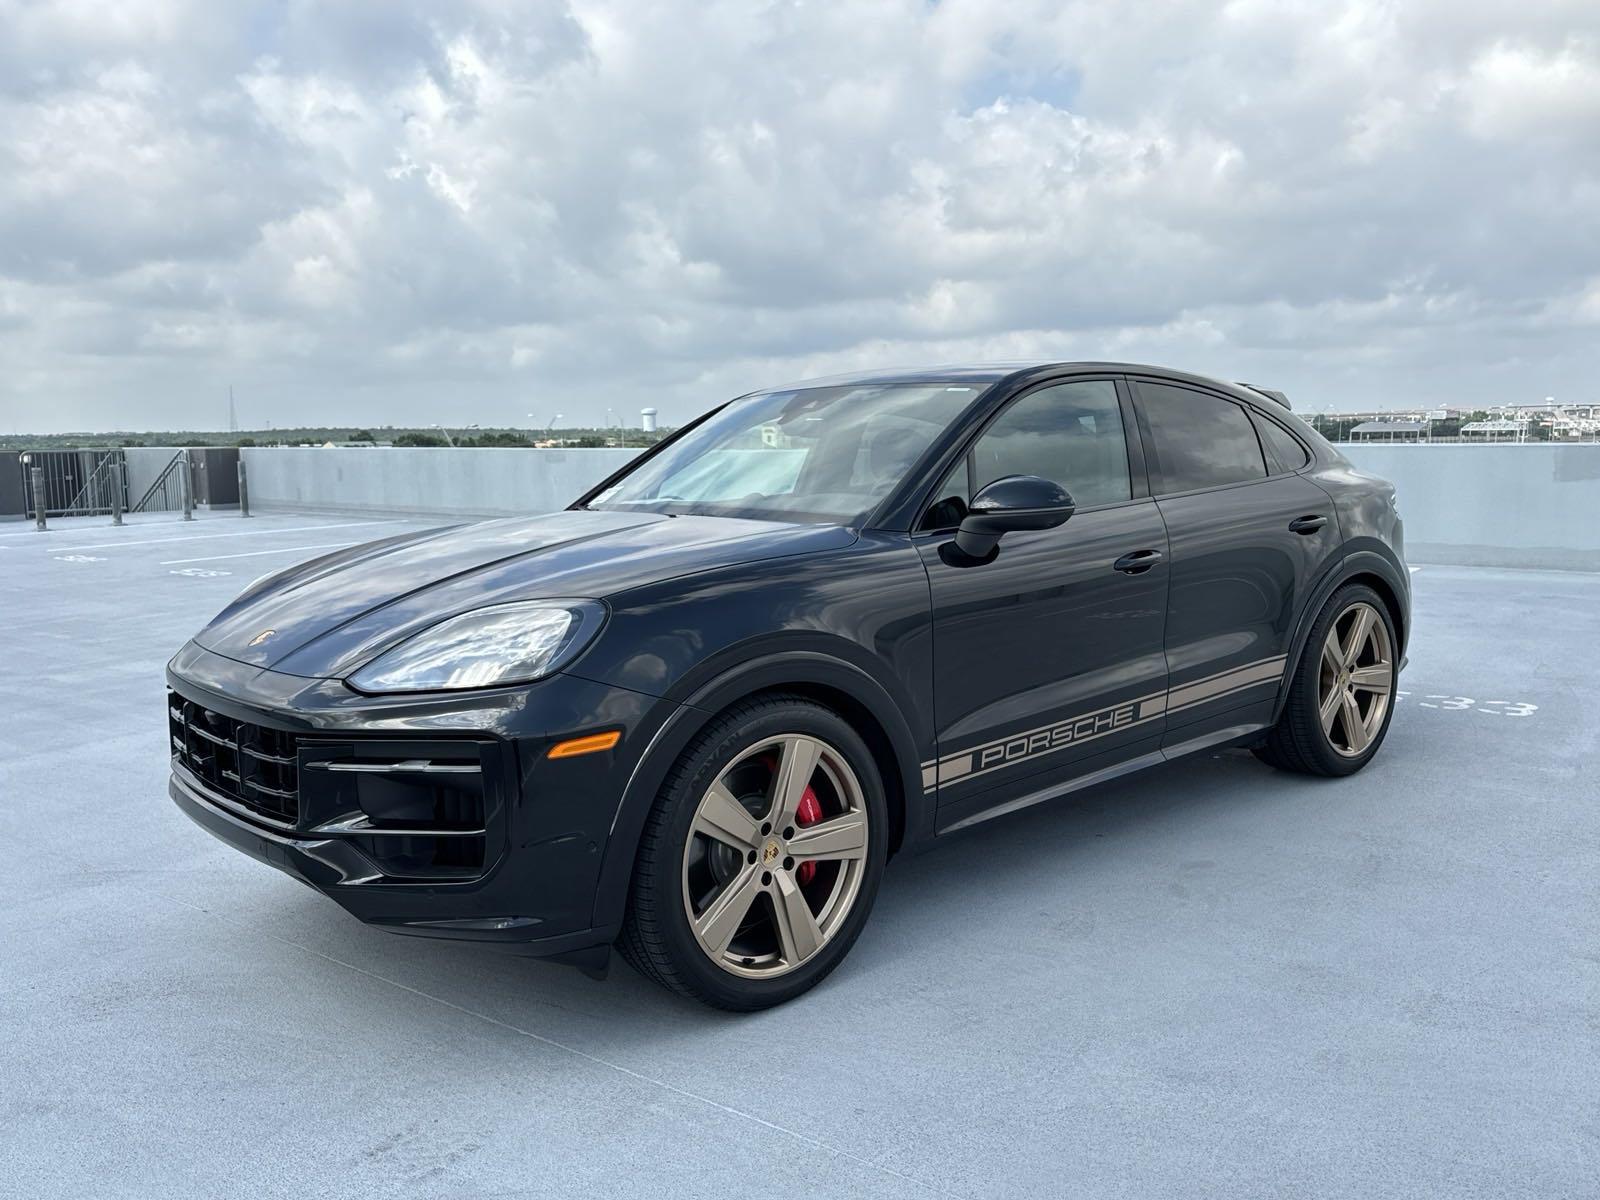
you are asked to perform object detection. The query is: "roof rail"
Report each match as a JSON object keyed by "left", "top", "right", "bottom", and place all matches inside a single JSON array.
[{"left": 1237, "top": 383, "right": 1291, "bottom": 410}]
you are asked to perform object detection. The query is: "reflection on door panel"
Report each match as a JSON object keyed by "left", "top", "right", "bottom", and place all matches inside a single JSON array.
[
  {"left": 920, "top": 378, "right": 1173, "bottom": 817},
  {"left": 1157, "top": 474, "right": 1340, "bottom": 729}
]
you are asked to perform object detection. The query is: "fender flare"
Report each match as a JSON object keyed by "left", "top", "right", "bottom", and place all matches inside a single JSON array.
[
  {"left": 1271, "top": 547, "right": 1411, "bottom": 723},
  {"left": 587, "top": 650, "right": 928, "bottom": 934}
]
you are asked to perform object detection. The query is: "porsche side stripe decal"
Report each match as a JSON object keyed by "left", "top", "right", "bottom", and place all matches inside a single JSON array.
[
  {"left": 1165, "top": 655, "right": 1286, "bottom": 714},
  {"left": 921, "top": 655, "right": 1287, "bottom": 793}
]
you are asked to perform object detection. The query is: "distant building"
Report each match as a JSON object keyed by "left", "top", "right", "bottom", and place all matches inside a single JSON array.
[
  {"left": 640, "top": 407, "right": 658, "bottom": 433},
  {"left": 1547, "top": 416, "right": 1600, "bottom": 439},
  {"left": 1349, "top": 420, "right": 1427, "bottom": 442},
  {"left": 1459, "top": 419, "right": 1525, "bottom": 442}
]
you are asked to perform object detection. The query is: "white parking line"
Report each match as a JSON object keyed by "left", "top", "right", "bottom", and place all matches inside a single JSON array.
[
  {"left": 0, "top": 520, "right": 226, "bottom": 541},
  {"left": 30, "top": 520, "right": 402, "bottom": 554},
  {"left": 160, "top": 541, "right": 362, "bottom": 566}
]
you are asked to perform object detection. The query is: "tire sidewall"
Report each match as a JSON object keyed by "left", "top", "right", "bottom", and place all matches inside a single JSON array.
[{"left": 649, "top": 699, "right": 889, "bottom": 1008}]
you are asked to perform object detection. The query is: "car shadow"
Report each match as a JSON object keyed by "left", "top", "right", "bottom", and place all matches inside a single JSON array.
[
  {"left": 859, "top": 748, "right": 1313, "bottom": 964},
  {"left": 251, "top": 743, "right": 1352, "bottom": 1047}
]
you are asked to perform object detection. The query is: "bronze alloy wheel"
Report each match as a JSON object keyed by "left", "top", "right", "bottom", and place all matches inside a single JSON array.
[
  {"left": 680, "top": 734, "right": 869, "bottom": 979},
  {"left": 1317, "top": 601, "right": 1395, "bottom": 757}
]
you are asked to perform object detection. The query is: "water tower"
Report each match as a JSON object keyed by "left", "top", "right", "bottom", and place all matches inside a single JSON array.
[{"left": 640, "top": 407, "right": 658, "bottom": 433}]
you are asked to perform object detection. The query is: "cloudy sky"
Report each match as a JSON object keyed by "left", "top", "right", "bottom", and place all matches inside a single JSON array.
[{"left": 2, "top": 0, "right": 1597, "bottom": 433}]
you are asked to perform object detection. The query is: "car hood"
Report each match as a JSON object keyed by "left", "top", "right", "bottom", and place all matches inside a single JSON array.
[{"left": 192, "top": 509, "right": 855, "bottom": 678}]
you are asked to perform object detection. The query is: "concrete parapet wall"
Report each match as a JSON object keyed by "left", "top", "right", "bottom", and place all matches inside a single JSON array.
[
  {"left": 240, "top": 446, "right": 638, "bottom": 519},
  {"left": 1343, "top": 444, "right": 1600, "bottom": 571},
  {"left": 238, "top": 442, "right": 1600, "bottom": 570}
]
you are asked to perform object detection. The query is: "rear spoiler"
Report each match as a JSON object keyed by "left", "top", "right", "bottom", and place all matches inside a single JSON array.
[{"left": 1238, "top": 383, "right": 1290, "bottom": 410}]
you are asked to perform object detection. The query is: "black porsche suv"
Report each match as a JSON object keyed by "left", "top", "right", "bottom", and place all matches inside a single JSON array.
[{"left": 167, "top": 362, "right": 1408, "bottom": 1009}]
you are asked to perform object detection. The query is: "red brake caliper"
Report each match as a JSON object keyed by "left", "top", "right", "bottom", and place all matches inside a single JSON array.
[{"left": 794, "top": 785, "right": 823, "bottom": 885}]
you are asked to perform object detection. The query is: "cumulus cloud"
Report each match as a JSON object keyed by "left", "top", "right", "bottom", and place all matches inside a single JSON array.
[{"left": 0, "top": 0, "right": 1597, "bottom": 431}]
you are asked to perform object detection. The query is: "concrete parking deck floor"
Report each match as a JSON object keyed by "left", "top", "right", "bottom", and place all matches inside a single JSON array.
[{"left": 2, "top": 511, "right": 1595, "bottom": 1198}]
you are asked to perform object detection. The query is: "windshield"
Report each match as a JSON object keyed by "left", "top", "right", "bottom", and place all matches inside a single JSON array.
[{"left": 586, "top": 383, "right": 983, "bottom": 524}]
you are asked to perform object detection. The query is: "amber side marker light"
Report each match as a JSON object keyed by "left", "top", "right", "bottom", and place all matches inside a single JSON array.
[{"left": 547, "top": 730, "right": 622, "bottom": 759}]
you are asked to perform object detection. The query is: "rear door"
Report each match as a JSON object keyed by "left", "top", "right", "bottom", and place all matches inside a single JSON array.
[
  {"left": 1129, "top": 378, "right": 1342, "bottom": 752},
  {"left": 917, "top": 377, "right": 1170, "bottom": 830}
]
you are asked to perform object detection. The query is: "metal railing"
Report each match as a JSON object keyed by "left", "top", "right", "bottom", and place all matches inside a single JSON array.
[
  {"left": 58, "top": 451, "right": 129, "bottom": 519},
  {"left": 131, "top": 450, "right": 194, "bottom": 518},
  {"left": 16, "top": 449, "right": 127, "bottom": 518},
  {"left": 15, "top": 447, "right": 253, "bottom": 529}
]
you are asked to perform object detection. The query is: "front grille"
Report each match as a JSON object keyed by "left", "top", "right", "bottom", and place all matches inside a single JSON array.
[{"left": 169, "top": 693, "right": 300, "bottom": 826}]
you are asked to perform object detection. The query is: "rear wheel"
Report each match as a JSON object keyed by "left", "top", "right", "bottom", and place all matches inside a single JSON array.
[
  {"left": 1256, "top": 584, "right": 1398, "bottom": 776},
  {"left": 619, "top": 695, "right": 887, "bottom": 1010}
]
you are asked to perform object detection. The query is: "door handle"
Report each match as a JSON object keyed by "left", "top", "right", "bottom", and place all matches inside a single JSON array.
[
  {"left": 1113, "top": 549, "right": 1163, "bottom": 574},
  {"left": 1288, "top": 515, "right": 1328, "bottom": 535}
]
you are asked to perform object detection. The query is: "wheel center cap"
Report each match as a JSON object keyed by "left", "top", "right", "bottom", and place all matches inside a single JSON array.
[{"left": 762, "top": 840, "right": 782, "bottom": 866}]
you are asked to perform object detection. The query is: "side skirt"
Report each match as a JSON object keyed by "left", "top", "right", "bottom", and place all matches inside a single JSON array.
[
  {"left": 937, "top": 743, "right": 1166, "bottom": 835},
  {"left": 1159, "top": 716, "right": 1273, "bottom": 762},
  {"left": 934, "top": 717, "right": 1272, "bottom": 837}
]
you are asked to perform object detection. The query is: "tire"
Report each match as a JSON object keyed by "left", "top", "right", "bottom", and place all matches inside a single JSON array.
[
  {"left": 1255, "top": 583, "right": 1399, "bottom": 777},
  {"left": 618, "top": 693, "right": 888, "bottom": 1010}
]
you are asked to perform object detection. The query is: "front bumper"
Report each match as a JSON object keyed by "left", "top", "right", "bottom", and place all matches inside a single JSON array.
[{"left": 166, "top": 641, "right": 675, "bottom": 956}]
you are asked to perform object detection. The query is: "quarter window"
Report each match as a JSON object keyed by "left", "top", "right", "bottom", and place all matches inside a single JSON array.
[
  {"left": 1136, "top": 383, "right": 1267, "bottom": 494},
  {"left": 1253, "top": 413, "right": 1311, "bottom": 472},
  {"left": 970, "top": 380, "right": 1131, "bottom": 509}
]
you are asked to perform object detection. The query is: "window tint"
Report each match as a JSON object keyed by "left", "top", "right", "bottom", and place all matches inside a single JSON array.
[
  {"left": 1253, "top": 413, "right": 1310, "bottom": 472},
  {"left": 970, "top": 380, "right": 1131, "bottom": 508},
  {"left": 1136, "top": 383, "right": 1267, "bottom": 494}
]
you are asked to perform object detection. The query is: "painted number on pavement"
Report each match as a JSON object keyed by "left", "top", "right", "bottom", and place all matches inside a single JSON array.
[{"left": 1397, "top": 691, "right": 1539, "bottom": 717}]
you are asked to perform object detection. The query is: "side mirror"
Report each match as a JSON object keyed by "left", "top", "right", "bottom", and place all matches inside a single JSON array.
[{"left": 953, "top": 474, "right": 1075, "bottom": 558}]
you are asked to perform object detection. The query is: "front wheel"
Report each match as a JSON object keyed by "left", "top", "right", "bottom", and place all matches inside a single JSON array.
[
  {"left": 618, "top": 695, "right": 887, "bottom": 1010},
  {"left": 1256, "top": 584, "right": 1399, "bottom": 776}
]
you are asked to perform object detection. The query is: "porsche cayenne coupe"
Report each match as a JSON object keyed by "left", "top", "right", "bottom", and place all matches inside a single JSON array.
[{"left": 167, "top": 362, "right": 1409, "bottom": 1009}]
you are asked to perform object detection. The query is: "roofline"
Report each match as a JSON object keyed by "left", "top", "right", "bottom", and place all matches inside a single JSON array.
[{"left": 756, "top": 361, "right": 1286, "bottom": 404}]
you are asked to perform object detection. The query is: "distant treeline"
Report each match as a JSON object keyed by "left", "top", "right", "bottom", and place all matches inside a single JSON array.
[{"left": 0, "top": 425, "right": 670, "bottom": 452}]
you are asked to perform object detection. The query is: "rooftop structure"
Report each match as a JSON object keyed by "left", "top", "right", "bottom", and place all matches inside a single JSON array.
[
  {"left": 1349, "top": 419, "right": 1427, "bottom": 440},
  {"left": 3, "top": 506, "right": 1595, "bottom": 1197},
  {"left": 1460, "top": 418, "right": 1527, "bottom": 440}
]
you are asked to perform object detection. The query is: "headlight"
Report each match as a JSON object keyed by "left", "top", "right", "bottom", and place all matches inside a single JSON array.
[{"left": 347, "top": 599, "right": 606, "bottom": 694}]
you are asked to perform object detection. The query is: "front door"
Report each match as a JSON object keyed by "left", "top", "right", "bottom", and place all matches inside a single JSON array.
[
  {"left": 917, "top": 377, "right": 1170, "bottom": 830},
  {"left": 1129, "top": 378, "right": 1344, "bottom": 751}
]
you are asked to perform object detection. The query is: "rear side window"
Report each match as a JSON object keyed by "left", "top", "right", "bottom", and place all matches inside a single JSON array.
[
  {"left": 970, "top": 379, "right": 1131, "bottom": 508},
  {"left": 1253, "top": 413, "right": 1311, "bottom": 472},
  {"left": 1135, "top": 382, "right": 1267, "bottom": 494}
]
